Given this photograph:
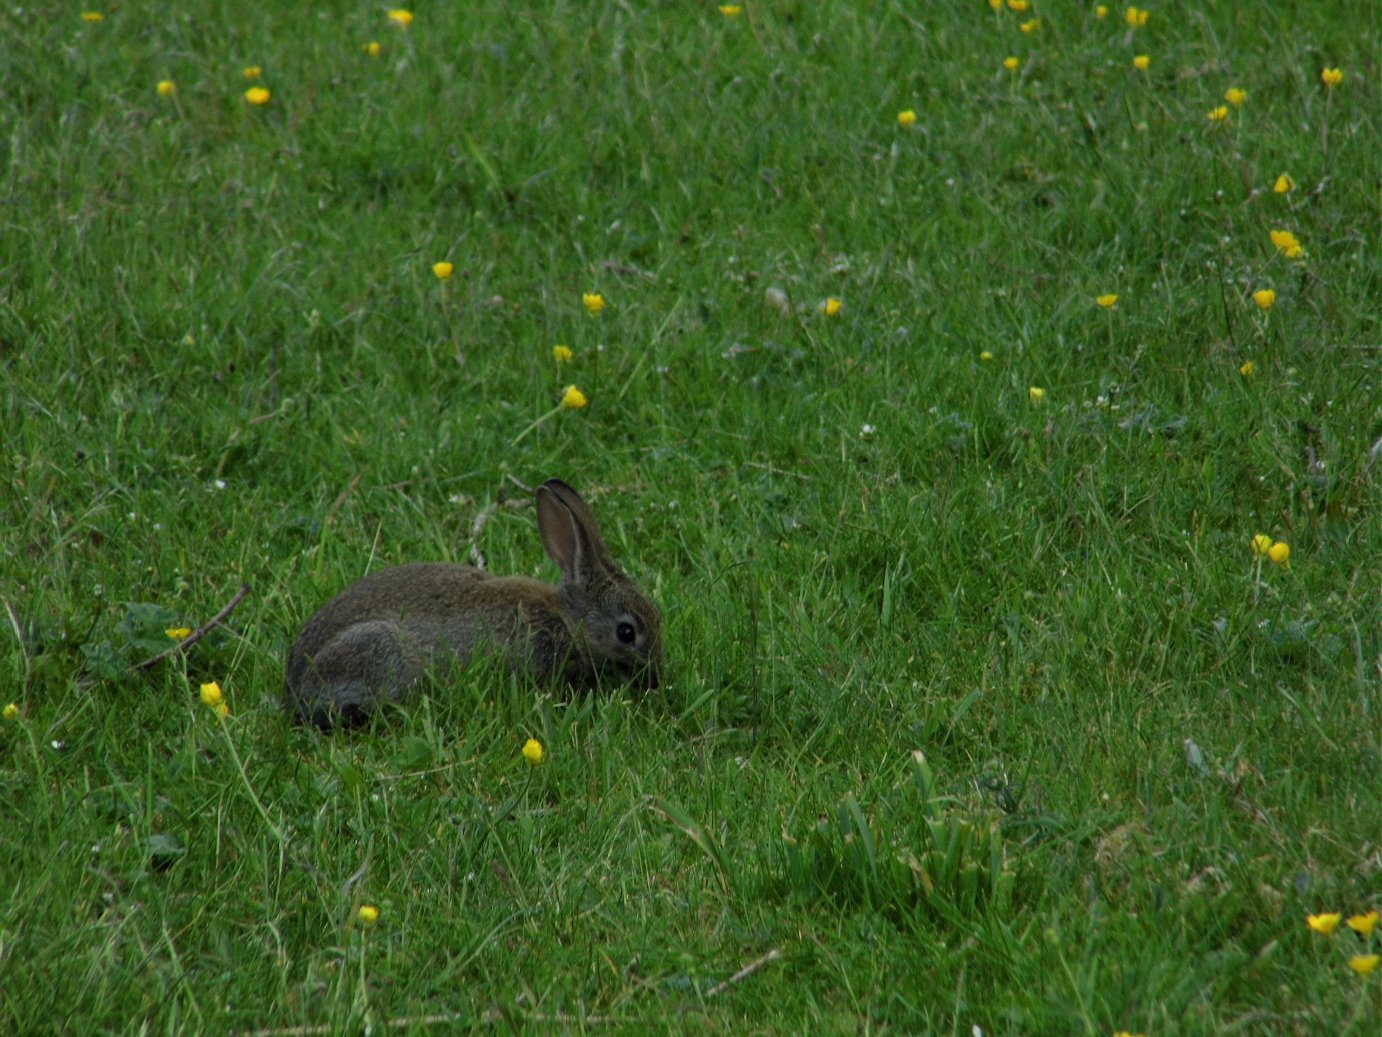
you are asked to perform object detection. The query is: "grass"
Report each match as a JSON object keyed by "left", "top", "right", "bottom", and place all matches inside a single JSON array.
[{"left": 2, "top": 2, "right": 1379, "bottom": 1033}]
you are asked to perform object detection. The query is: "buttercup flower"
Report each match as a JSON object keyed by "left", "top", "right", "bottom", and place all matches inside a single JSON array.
[
  {"left": 157, "top": 80, "right": 177, "bottom": 97},
  {"left": 1096, "top": 5, "right": 1109, "bottom": 17},
  {"left": 1307, "top": 912, "right": 1341, "bottom": 935},
  {"left": 81, "top": 12, "right": 104, "bottom": 22},
  {"left": 432, "top": 261, "right": 454, "bottom": 281},
  {"left": 561, "top": 385, "right": 588, "bottom": 409},
  {"left": 1347, "top": 911, "right": 1380, "bottom": 937},
  {"left": 523, "top": 738, "right": 544, "bottom": 764},
  {"left": 582, "top": 292, "right": 605, "bottom": 317},
  {"left": 1133, "top": 55, "right": 1150, "bottom": 71},
  {"left": 166, "top": 627, "right": 192, "bottom": 641},
  {"left": 1349, "top": 955, "right": 1379, "bottom": 976},
  {"left": 552, "top": 344, "right": 573, "bottom": 363},
  {"left": 364, "top": 41, "right": 382, "bottom": 57},
  {"left": 1007, "top": 0, "right": 1030, "bottom": 11},
  {"left": 1252, "top": 289, "right": 1276, "bottom": 311},
  {"left": 898, "top": 109, "right": 917, "bottom": 127},
  {"left": 822, "top": 297, "right": 842, "bottom": 317},
  {"left": 1028, "top": 386, "right": 1046, "bottom": 403},
  {"left": 989, "top": 0, "right": 1002, "bottom": 10},
  {"left": 1207, "top": 106, "right": 1229, "bottom": 122},
  {"left": 1096, "top": 293, "right": 1118, "bottom": 309},
  {"left": 1320, "top": 67, "right": 1342, "bottom": 88},
  {"left": 979, "top": 351, "right": 994, "bottom": 362},
  {"left": 1250, "top": 533, "right": 1272, "bottom": 555},
  {"left": 1267, "top": 541, "right": 1290, "bottom": 566},
  {"left": 199, "top": 682, "right": 223, "bottom": 707},
  {"left": 387, "top": 9, "right": 413, "bottom": 28},
  {"left": 1270, "top": 229, "right": 1303, "bottom": 259},
  {"left": 3, "top": 703, "right": 18, "bottom": 720},
  {"left": 1274, "top": 174, "right": 1294, "bottom": 194},
  {"left": 1125, "top": 7, "right": 1149, "bottom": 28},
  {"left": 1003, "top": 57, "right": 1021, "bottom": 71},
  {"left": 1239, "top": 360, "right": 1255, "bottom": 378},
  {"left": 243, "top": 66, "right": 262, "bottom": 80},
  {"left": 1020, "top": 19, "right": 1040, "bottom": 33},
  {"left": 1224, "top": 87, "right": 1247, "bottom": 106},
  {"left": 244, "top": 87, "right": 271, "bottom": 106},
  {"left": 358, "top": 905, "right": 380, "bottom": 925},
  {"left": 718, "top": 4, "right": 743, "bottom": 14}
]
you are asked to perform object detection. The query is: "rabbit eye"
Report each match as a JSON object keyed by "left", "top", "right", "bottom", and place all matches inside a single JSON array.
[{"left": 616, "top": 621, "right": 637, "bottom": 644}]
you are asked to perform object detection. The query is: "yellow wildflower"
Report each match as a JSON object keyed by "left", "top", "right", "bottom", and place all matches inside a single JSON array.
[
  {"left": 166, "top": 627, "right": 192, "bottom": 641},
  {"left": 718, "top": 4, "right": 743, "bottom": 14},
  {"left": 552, "top": 344, "right": 573, "bottom": 363},
  {"left": 81, "top": 12, "right": 104, "bottom": 23},
  {"left": 199, "top": 682, "right": 224, "bottom": 707},
  {"left": 1132, "top": 55, "right": 1150, "bottom": 71},
  {"left": 1020, "top": 19, "right": 1040, "bottom": 34},
  {"left": 358, "top": 905, "right": 379, "bottom": 925},
  {"left": 243, "top": 66, "right": 262, "bottom": 80},
  {"left": 244, "top": 87, "right": 271, "bottom": 106},
  {"left": 1273, "top": 174, "right": 1294, "bottom": 194},
  {"left": 523, "top": 738, "right": 544, "bottom": 765},
  {"left": 561, "top": 385, "right": 588, "bottom": 409},
  {"left": 387, "top": 9, "right": 413, "bottom": 28},
  {"left": 432, "top": 261, "right": 454, "bottom": 281},
  {"left": 1320, "top": 67, "right": 1342, "bottom": 88},
  {"left": 1347, "top": 911, "right": 1380, "bottom": 937},
  {"left": 1224, "top": 87, "right": 1247, "bottom": 106},
  {"left": 1348, "top": 955, "right": 1379, "bottom": 976},
  {"left": 1267, "top": 542, "right": 1290, "bottom": 566},
  {"left": 1095, "top": 5, "right": 1109, "bottom": 17},
  {"left": 1028, "top": 386, "right": 1046, "bottom": 403},
  {"left": 989, "top": 0, "right": 1002, "bottom": 9},
  {"left": 1096, "top": 293, "right": 1118, "bottom": 309},
  {"left": 2, "top": 703, "right": 18, "bottom": 720},
  {"left": 1003, "top": 57, "right": 1021, "bottom": 72},
  {"left": 1125, "top": 7, "right": 1148, "bottom": 28},
  {"left": 1207, "top": 106, "right": 1229, "bottom": 122},
  {"left": 1270, "top": 229, "right": 1303, "bottom": 259},
  {"left": 582, "top": 292, "right": 605, "bottom": 317},
  {"left": 1307, "top": 912, "right": 1341, "bottom": 935},
  {"left": 979, "top": 351, "right": 994, "bottom": 362},
  {"left": 1008, "top": 0, "right": 1030, "bottom": 11},
  {"left": 822, "top": 298, "right": 842, "bottom": 317},
  {"left": 1252, "top": 289, "right": 1275, "bottom": 311},
  {"left": 1250, "top": 533, "right": 1272, "bottom": 555},
  {"left": 1239, "top": 360, "right": 1255, "bottom": 378},
  {"left": 364, "top": 41, "right": 383, "bottom": 57},
  {"left": 898, "top": 109, "right": 918, "bottom": 127},
  {"left": 157, "top": 80, "right": 177, "bottom": 98}
]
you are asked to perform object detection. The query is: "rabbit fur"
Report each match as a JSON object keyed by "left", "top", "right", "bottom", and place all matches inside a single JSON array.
[{"left": 285, "top": 479, "right": 662, "bottom": 727}]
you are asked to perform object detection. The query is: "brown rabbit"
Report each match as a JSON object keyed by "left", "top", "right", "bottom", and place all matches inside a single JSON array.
[{"left": 285, "top": 479, "right": 662, "bottom": 727}]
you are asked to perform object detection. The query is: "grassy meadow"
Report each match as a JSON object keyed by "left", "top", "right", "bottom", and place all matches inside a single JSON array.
[{"left": 3, "top": 2, "right": 1380, "bottom": 1033}]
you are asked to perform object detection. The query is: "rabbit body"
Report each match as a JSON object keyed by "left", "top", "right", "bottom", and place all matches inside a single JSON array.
[{"left": 285, "top": 480, "right": 661, "bottom": 728}]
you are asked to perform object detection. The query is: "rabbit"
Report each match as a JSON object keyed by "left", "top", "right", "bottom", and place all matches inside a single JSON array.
[{"left": 284, "top": 479, "right": 662, "bottom": 728}]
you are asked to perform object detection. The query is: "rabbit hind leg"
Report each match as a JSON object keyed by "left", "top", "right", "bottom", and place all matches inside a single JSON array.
[{"left": 289, "top": 620, "right": 422, "bottom": 728}]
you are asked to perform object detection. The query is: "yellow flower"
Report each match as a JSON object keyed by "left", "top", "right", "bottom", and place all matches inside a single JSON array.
[
  {"left": 1252, "top": 289, "right": 1276, "bottom": 311},
  {"left": 897, "top": 109, "right": 918, "bottom": 127},
  {"left": 1273, "top": 174, "right": 1294, "bottom": 194},
  {"left": 552, "top": 344, "right": 573, "bottom": 363},
  {"left": 989, "top": 0, "right": 1002, "bottom": 10},
  {"left": 560, "top": 385, "right": 588, "bottom": 409},
  {"left": 1349, "top": 955, "right": 1379, "bottom": 976},
  {"left": 244, "top": 87, "right": 271, "bottom": 106},
  {"left": 81, "top": 12, "right": 104, "bottom": 23},
  {"left": 820, "top": 297, "right": 842, "bottom": 317},
  {"left": 2, "top": 703, "right": 18, "bottom": 720},
  {"left": 1125, "top": 7, "right": 1148, "bottom": 28},
  {"left": 364, "top": 41, "right": 382, "bottom": 57},
  {"left": 1270, "top": 229, "right": 1303, "bottom": 259},
  {"left": 387, "top": 9, "right": 413, "bottom": 28},
  {"left": 1132, "top": 55, "right": 1150, "bottom": 71},
  {"left": 1250, "top": 533, "right": 1273, "bottom": 555},
  {"left": 979, "top": 351, "right": 994, "bottom": 362},
  {"left": 1028, "top": 386, "right": 1046, "bottom": 403},
  {"left": 718, "top": 4, "right": 743, "bottom": 14},
  {"left": 1112, "top": 1032, "right": 1146, "bottom": 1037},
  {"left": 1207, "top": 106, "right": 1229, "bottom": 122},
  {"left": 1096, "top": 293, "right": 1118, "bottom": 309},
  {"left": 523, "top": 738, "right": 544, "bottom": 765},
  {"left": 1239, "top": 360, "right": 1255, "bottom": 378},
  {"left": 358, "top": 905, "right": 380, "bottom": 925},
  {"left": 156, "top": 80, "right": 177, "bottom": 98},
  {"left": 199, "top": 682, "right": 224, "bottom": 707},
  {"left": 1020, "top": 19, "right": 1040, "bottom": 34},
  {"left": 1007, "top": 0, "right": 1030, "bottom": 11},
  {"left": 243, "top": 66, "right": 263, "bottom": 80},
  {"left": 215, "top": 702, "right": 229, "bottom": 718},
  {"left": 1307, "top": 912, "right": 1341, "bottom": 935},
  {"left": 1224, "top": 87, "right": 1247, "bottom": 106},
  {"left": 1267, "top": 542, "right": 1290, "bottom": 566},
  {"left": 1003, "top": 57, "right": 1021, "bottom": 72},
  {"left": 1320, "top": 67, "right": 1342, "bottom": 88},
  {"left": 582, "top": 292, "right": 605, "bottom": 317},
  {"left": 432, "top": 261, "right": 454, "bottom": 281},
  {"left": 1347, "top": 911, "right": 1380, "bottom": 937},
  {"left": 1096, "top": 5, "right": 1109, "bottom": 17},
  {"left": 166, "top": 627, "right": 192, "bottom": 641}
]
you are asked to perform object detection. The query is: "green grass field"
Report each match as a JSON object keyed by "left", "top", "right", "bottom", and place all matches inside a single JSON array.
[{"left": 3, "top": 2, "right": 1379, "bottom": 1033}]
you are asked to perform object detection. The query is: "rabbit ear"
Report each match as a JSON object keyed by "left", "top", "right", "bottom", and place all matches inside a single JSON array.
[{"left": 536, "top": 479, "right": 615, "bottom": 584}]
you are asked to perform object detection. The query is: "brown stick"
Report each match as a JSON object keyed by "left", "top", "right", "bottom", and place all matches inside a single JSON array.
[
  {"left": 704, "top": 947, "right": 783, "bottom": 999},
  {"left": 133, "top": 583, "right": 251, "bottom": 671}
]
